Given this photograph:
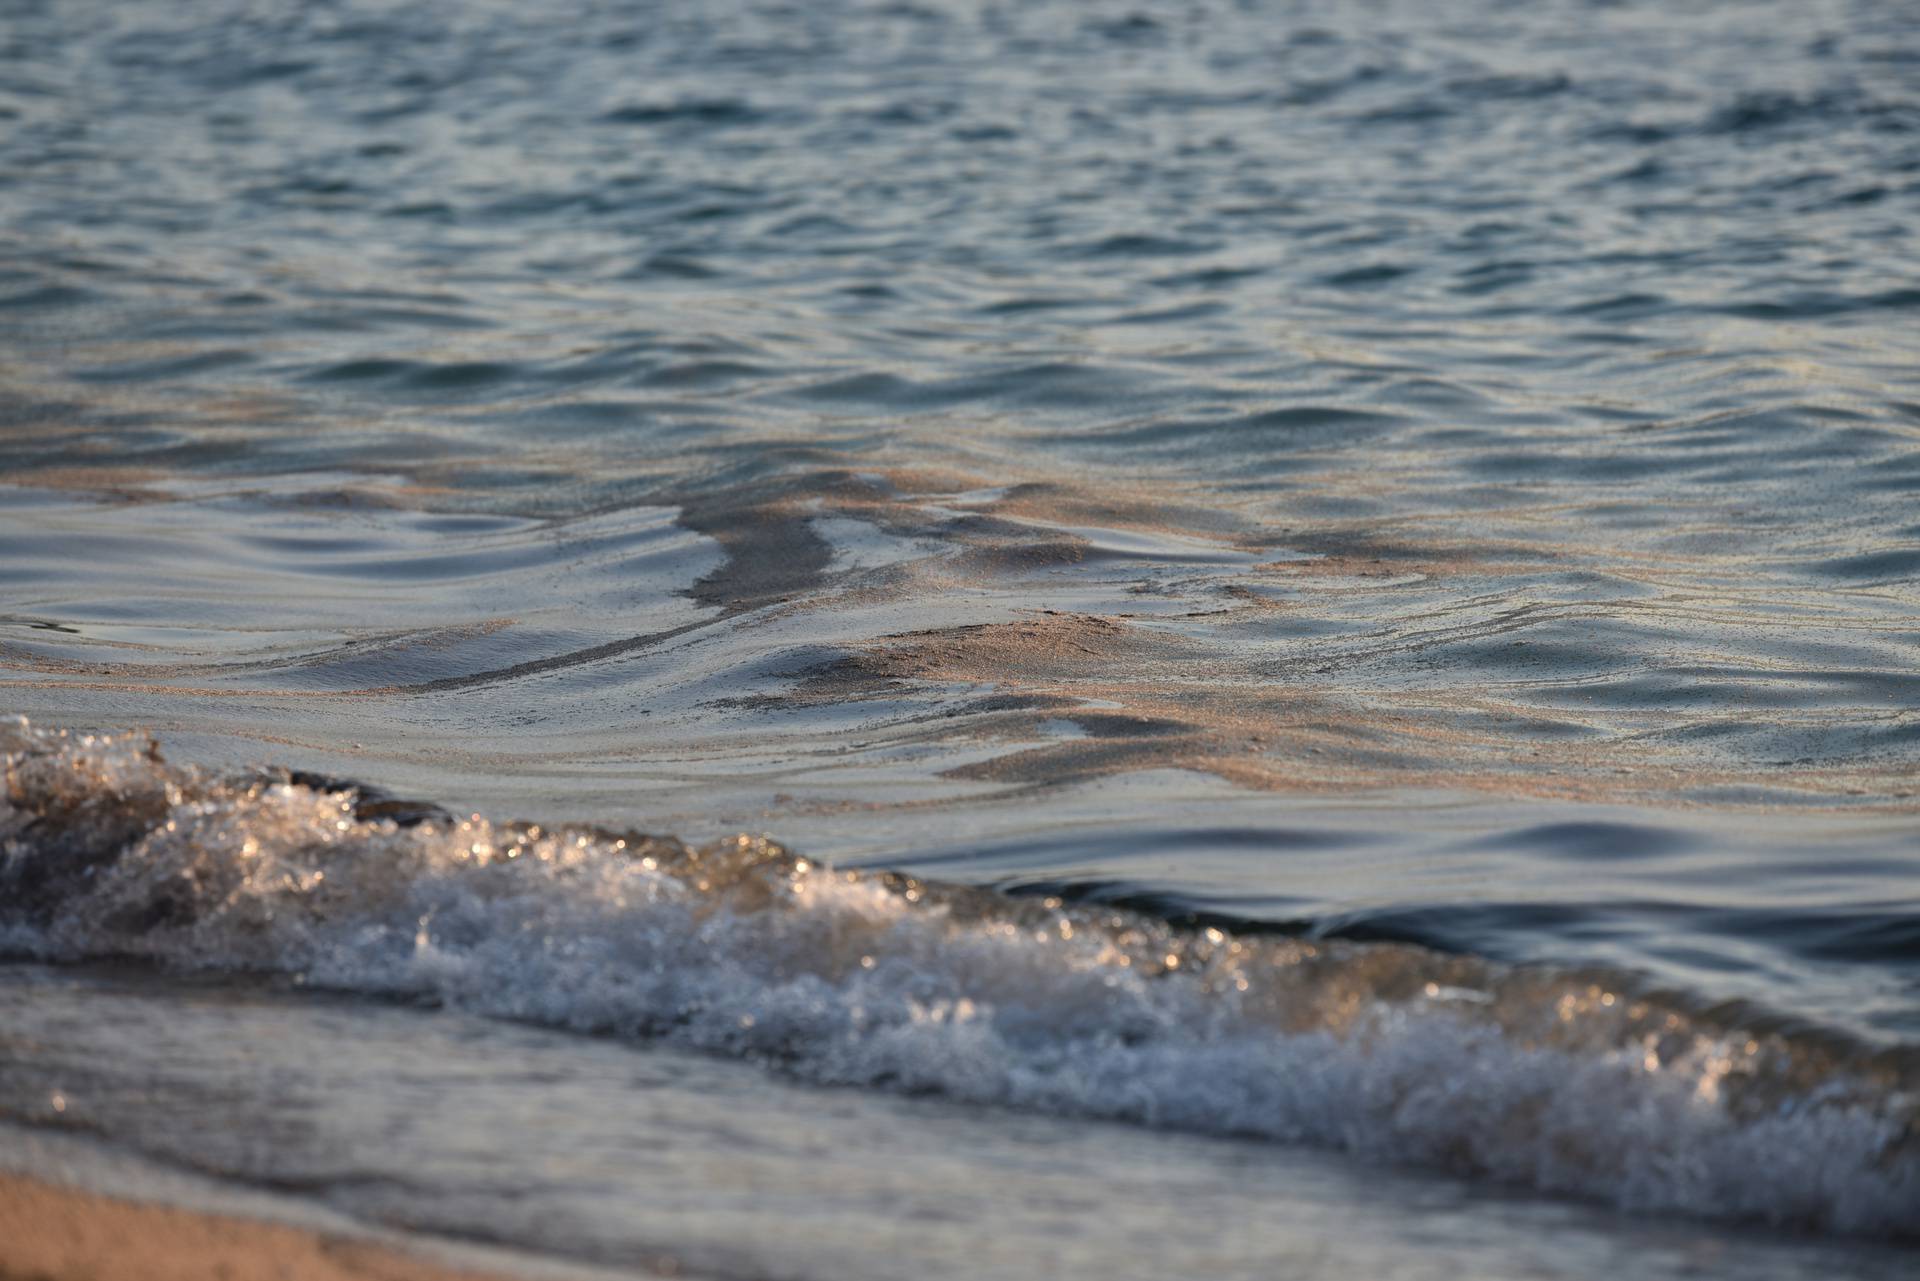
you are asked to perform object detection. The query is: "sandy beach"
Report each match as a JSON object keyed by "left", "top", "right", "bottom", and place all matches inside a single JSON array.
[{"left": 0, "top": 1172, "right": 546, "bottom": 1281}]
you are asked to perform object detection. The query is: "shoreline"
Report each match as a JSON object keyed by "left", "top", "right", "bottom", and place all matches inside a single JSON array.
[{"left": 0, "top": 1171, "right": 619, "bottom": 1281}]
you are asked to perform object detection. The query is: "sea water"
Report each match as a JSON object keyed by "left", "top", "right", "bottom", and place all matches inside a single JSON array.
[{"left": 2, "top": 1, "right": 1917, "bottom": 1274}]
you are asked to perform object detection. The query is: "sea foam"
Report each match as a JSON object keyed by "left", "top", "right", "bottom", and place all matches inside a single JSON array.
[{"left": 3, "top": 718, "right": 1914, "bottom": 1236}]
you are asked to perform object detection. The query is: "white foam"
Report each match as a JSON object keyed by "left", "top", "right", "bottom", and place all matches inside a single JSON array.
[{"left": 3, "top": 719, "right": 1914, "bottom": 1237}]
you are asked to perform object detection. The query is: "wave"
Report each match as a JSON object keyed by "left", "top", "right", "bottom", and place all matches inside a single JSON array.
[{"left": 2, "top": 718, "right": 1915, "bottom": 1237}]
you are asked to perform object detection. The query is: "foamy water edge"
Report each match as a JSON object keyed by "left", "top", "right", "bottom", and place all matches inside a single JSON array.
[{"left": 3, "top": 718, "right": 1914, "bottom": 1237}]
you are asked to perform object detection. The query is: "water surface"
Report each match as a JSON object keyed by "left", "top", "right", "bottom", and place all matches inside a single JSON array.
[{"left": 2, "top": 0, "right": 1918, "bottom": 1272}]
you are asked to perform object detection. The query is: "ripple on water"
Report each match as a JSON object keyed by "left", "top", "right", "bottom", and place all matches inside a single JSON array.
[{"left": 1, "top": 0, "right": 1919, "bottom": 1259}]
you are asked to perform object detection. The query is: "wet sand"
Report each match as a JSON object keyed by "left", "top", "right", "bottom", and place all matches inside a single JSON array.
[{"left": 0, "top": 1172, "right": 559, "bottom": 1281}]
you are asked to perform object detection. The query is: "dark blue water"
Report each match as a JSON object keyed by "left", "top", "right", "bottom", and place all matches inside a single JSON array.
[{"left": 2, "top": 1, "right": 1918, "bottom": 1273}]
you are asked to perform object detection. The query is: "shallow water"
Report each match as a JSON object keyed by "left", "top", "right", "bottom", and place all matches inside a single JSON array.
[
  {"left": 5, "top": 964, "right": 1917, "bottom": 1281},
  {"left": 2, "top": 0, "right": 1918, "bottom": 1270}
]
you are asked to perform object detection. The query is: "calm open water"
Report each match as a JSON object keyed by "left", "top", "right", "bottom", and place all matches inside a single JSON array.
[{"left": 2, "top": 1, "right": 1918, "bottom": 1275}]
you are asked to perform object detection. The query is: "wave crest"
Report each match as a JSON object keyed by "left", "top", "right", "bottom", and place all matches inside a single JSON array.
[{"left": 3, "top": 718, "right": 1915, "bottom": 1236}]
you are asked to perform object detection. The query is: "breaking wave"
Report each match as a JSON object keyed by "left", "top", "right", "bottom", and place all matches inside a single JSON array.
[{"left": 3, "top": 718, "right": 1915, "bottom": 1237}]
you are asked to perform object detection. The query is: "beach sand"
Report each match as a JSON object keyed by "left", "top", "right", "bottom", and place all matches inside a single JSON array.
[{"left": 0, "top": 1172, "right": 547, "bottom": 1281}]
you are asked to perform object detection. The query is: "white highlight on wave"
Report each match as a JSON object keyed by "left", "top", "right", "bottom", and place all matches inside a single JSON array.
[{"left": 2, "top": 718, "right": 1915, "bottom": 1236}]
